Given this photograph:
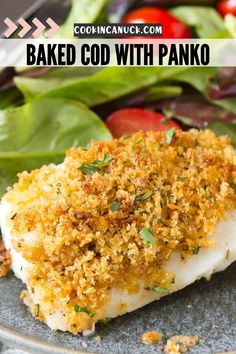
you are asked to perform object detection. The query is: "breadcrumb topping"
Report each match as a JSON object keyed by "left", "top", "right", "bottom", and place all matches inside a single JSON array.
[
  {"left": 0, "top": 238, "right": 11, "bottom": 276},
  {"left": 141, "top": 330, "right": 162, "bottom": 345},
  {"left": 165, "top": 335, "right": 199, "bottom": 354},
  {"left": 3, "top": 129, "right": 236, "bottom": 333}
]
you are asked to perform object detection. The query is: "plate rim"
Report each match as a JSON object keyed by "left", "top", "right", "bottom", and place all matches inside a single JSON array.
[{"left": 0, "top": 323, "right": 93, "bottom": 354}]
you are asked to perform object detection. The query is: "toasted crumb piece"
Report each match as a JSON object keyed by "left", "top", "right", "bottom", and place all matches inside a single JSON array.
[
  {"left": 165, "top": 335, "right": 199, "bottom": 354},
  {"left": 95, "top": 335, "right": 101, "bottom": 342},
  {"left": 0, "top": 239, "right": 11, "bottom": 277},
  {"left": 141, "top": 331, "right": 162, "bottom": 345}
]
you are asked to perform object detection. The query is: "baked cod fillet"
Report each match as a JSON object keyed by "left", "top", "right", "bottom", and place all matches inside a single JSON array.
[{"left": 1, "top": 129, "right": 236, "bottom": 335}]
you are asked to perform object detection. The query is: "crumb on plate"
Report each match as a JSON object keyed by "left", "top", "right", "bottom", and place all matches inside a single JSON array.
[
  {"left": 165, "top": 335, "right": 199, "bottom": 354},
  {"left": 141, "top": 330, "right": 162, "bottom": 345}
]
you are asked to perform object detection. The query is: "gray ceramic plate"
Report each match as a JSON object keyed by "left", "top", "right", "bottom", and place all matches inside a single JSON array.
[{"left": 0, "top": 263, "right": 236, "bottom": 354}]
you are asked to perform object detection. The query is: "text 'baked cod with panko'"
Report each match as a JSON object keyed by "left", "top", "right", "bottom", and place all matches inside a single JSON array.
[{"left": 1, "top": 129, "right": 236, "bottom": 335}]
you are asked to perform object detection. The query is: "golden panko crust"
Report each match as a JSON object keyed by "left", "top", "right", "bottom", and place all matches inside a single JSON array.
[{"left": 4, "top": 129, "right": 236, "bottom": 333}]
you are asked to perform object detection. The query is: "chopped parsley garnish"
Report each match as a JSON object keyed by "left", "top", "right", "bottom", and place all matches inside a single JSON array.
[
  {"left": 98, "top": 317, "right": 112, "bottom": 325},
  {"left": 165, "top": 127, "right": 175, "bottom": 144},
  {"left": 74, "top": 304, "right": 94, "bottom": 317},
  {"left": 79, "top": 154, "right": 114, "bottom": 174},
  {"left": 56, "top": 182, "right": 62, "bottom": 195},
  {"left": 110, "top": 201, "right": 121, "bottom": 212},
  {"left": 179, "top": 176, "right": 187, "bottom": 182},
  {"left": 31, "top": 287, "right": 35, "bottom": 294},
  {"left": 122, "top": 134, "right": 129, "bottom": 140},
  {"left": 210, "top": 197, "right": 215, "bottom": 204},
  {"left": 92, "top": 154, "right": 114, "bottom": 168},
  {"left": 171, "top": 278, "right": 175, "bottom": 284},
  {"left": 139, "top": 228, "right": 155, "bottom": 245},
  {"left": 78, "top": 164, "right": 100, "bottom": 175},
  {"left": 192, "top": 247, "right": 200, "bottom": 255},
  {"left": 157, "top": 217, "right": 164, "bottom": 225},
  {"left": 133, "top": 138, "right": 143, "bottom": 149},
  {"left": 153, "top": 287, "right": 169, "bottom": 295},
  {"left": 136, "top": 191, "right": 154, "bottom": 201}
]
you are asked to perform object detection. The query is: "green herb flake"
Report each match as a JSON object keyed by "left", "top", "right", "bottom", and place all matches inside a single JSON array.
[
  {"left": 132, "top": 138, "right": 143, "bottom": 149},
  {"left": 98, "top": 317, "right": 112, "bottom": 325},
  {"left": 192, "top": 247, "right": 200, "bottom": 255},
  {"left": 110, "top": 201, "right": 121, "bottom": 212},
  {"left": 122, "top": 134, "right": 129, "bottom": 140},
  {"left": 165, "top": 127, "right": 175, "bottom": 144},
  {"left": 92, "top": 154, "right": 114, "bottom": 168},
  {"left": 153, "top": 287, "right": 169, "bottom": 295},
  {"left": 74, "top": 304, "right": 94, "bottom": 317},
  {"left": 179, "top": 176, "right": 187, "bottom": 182},
  {"left": 210, "top": 197, "right": 215, "bottom": 204},
  {"left": 136, "top": 191, "right": 154, "bottom": 201},
  {"left": 35, "top": 304, "right": 40, "bottom": 317},
  {"left": 157, "top": 217, "right": 164, "bottom": 225},
  {"left": 79, "top": 154, "right": 114, "bottom": 175},
  {"left": 171, "top": 278, "right": 175, "bottom": 284},
  {"left": 78, "top": 164, "right": 100, "bottom": 175},
  {"left": 31, "top": 287, "right": 35, "bottom": 294},
  {"left": 139, "top": 228, "right": 155, "bottom": 245},
  {"left": 56, "top": 182, "right": 62, "bottom": 195}
]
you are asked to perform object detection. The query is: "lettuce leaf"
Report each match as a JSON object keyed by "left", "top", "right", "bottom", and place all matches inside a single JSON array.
[
  {"left": 207, "top": 120, "right": 236, "bottom": 146},
  {"left": 152, "top": 90, "right": 236, "bottom": 127},
  {"left": 225, "top": 14, "right": 236, "bottom": 38},
  {"left": 171, "top": 6, "right": 230, "bottom": 38},
  {"left": 15, "top": 67, "right": 101, "bottom": 101},
  {"left": 55, "top": 0, "right": 108, "bottom": 38},
  {"left": 15, "top": 67, "right": 189, "bottom": 106},
  {"left": 0, "top": 98, "right": 111, "bottom": 195}
]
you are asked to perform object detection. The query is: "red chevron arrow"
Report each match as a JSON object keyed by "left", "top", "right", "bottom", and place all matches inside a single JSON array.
[
  {"left": 18, "top": 18, "right": 31, "bottom": 38},
  {"left": 3, "top": 18, "right": 18, "bottom": 38},
  {"left": 32, "top": 18, "right": 46, "bottom": 38},
  {"left": 44, "top": 18, "right": 59, "bottom": 38}
]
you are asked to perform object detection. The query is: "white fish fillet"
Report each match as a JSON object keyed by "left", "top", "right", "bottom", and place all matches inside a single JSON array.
[{"left": 1, "top": 200, "right": 236, "bottom": 334}]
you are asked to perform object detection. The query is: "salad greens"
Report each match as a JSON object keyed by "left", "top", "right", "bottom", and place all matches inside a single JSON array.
[
  {"left": 0, "top": 98, "right": 111, "bottom": 195},
  {"left": 15, "top": 67, "right": 189, "bottom": 106},
  {"left": 55, "top": 0, "right": 108, "bottom": 38},
  {"left": 171, "top": 6, "right": 230, "bottom": 38}
]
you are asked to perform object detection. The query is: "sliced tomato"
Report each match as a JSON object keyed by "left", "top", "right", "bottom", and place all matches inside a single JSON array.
[
  {"left": 217, "top": 0, "right": 236, "bottom": 16},
  {"left": 106, "top": 108, "right": 181, "bottom": 138},
  {"left": 123, "top": 7, "right": 191, "bottom": 39}
]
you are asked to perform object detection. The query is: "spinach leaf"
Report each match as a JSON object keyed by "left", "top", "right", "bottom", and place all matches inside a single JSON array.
[
  {"left": 206, "top": 120, "right": 236, "bottom": 146},
  {"left": 15, "top": 68, "right": 101, "bottom": 101},
  {"left": 0, "top": 88, "right": 23, "bottom": 109},
  {"left": 15, "top": 67, "right": 189, "bottom": 106},
  {"left": 0, "top": 98, "right": 111, "bottom": 195},
  {"left": 171, "top": 6, "right": 230, "bottom": 38},
  {"left": 225, "top": 14, "right": 236, "bottom": 38},
  {"left": 55, "top": 0, "right": 108, "bottom": 38},
  {"left": 169, "top": 67, "right": 236, "bottom": 116},
  {"left": 146, "top": 85, "right": 182, "bottom": 103}
]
